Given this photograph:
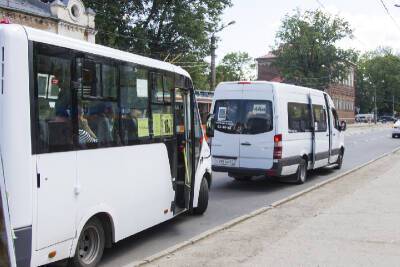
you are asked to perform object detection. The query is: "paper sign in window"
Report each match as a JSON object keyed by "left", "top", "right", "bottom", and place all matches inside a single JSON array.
[
  {"left": 137, "top": 79, "right": 148, "bottom": 98},
  {"left": 137, "top": 118, "right": 149, "bottom": 137},
  {"left": 161, "top": 114, "right": 173, "bottom": 136},
  {"left": 152, "top": 114, "right": 161, "bottom": 137},
  {"left": 253, "top": 104, "right": 267, "bottom": 114},
  {"left": 218, "top": 107, "right": 227, "bottom": 121}
]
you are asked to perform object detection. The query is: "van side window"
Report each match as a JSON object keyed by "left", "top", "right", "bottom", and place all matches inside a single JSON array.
[
  {"left": 313, "top": 105, "right": 327, "bottom": 132},
  {"left": 332, "top": 108, "right": 340, "bottom": 130},
  {"left": 288, "top": 103, "right": 312, "bottom": 133}
]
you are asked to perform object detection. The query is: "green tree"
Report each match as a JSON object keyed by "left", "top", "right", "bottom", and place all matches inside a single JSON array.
[
  {"left": 82, "top": 0, "right": 231, "bottom": 90},
  {"left": 356, "top": 48, "right": 400, "bottom": 115},
  {"left": 273, "top": 9, "right": 354, "bottom": 90},
  {"left": 216, "top": 52, "right": 255, "bottom": 83}
]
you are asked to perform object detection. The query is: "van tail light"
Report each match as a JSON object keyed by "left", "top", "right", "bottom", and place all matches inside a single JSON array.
[{"left": 273, "top": 134, "right": 282, "bottom": 159}]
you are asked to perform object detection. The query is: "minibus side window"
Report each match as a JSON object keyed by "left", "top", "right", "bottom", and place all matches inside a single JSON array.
[
  {"left": 78, "top": 58, "right": 120, "bottom": 148},
  {"left": 119, "top": 66, "right": 150, "bottom": 144},
  {"left": 150, "top": 73, "right": 174, "bottom": 138},
  {"left": 35, "top": 44, "right": 73, "bottom": 153},
  {"left": 288, "top": 102, "right": 312, "bottom": 133}
]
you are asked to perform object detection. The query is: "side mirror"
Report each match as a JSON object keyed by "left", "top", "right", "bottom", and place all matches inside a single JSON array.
[
  {"left": 206, "top": 114, "right": 215, "bottom": 138},
  {"left": 340, "top": 121, "right": 347, "bottom": 131}
]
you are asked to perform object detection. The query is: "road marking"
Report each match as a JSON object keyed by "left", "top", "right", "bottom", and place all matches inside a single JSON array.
[{"left": 129, "top": 146, "right": 400, "bottom": 267}]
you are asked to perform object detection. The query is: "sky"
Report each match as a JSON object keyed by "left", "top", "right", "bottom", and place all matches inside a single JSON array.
[{"left": 215, "top": 0, "right": 400, "bottom": 62}]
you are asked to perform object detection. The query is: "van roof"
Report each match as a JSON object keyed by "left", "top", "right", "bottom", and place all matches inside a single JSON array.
[{"left": 215, "top": 81, "right": 325, "bottom": 95}]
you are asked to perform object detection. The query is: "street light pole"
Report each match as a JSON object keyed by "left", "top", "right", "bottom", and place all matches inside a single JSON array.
[{"left": 209, "top": 21, "right": 235, "bottom": 90}]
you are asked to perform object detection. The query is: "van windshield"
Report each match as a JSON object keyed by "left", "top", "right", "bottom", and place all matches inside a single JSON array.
[{"left": 214, "top": 100, "right": 273, "bottom": 135}]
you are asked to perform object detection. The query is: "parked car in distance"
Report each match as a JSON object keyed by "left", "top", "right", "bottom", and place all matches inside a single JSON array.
[
  {"left": 393, "top": 120, "right": 400, "bottom": 138},
  {"left": 378, "top": 115, "right": 397, "bottom": 123},
  {"left": 207, "top": 81, "right": 346, "bottom": 185},
  {"left": 355, "top": 113, "right": 374, "bottom": 123}
]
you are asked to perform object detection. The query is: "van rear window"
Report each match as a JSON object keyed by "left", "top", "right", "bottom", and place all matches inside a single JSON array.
[{"left": 214, "top": 100, "right": 273, "bottom": 135}]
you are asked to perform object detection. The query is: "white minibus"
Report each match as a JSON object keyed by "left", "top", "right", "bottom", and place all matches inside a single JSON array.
[
  {"left": 0, "top": 24, "right": 212, "bottom": 267},
  {"left": 207, "top": 81, "right": 346, "bottom": 183}
]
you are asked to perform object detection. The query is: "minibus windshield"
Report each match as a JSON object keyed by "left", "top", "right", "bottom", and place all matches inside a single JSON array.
[{"left": 214, "top": 100, "right": 273, "bottom": 135}]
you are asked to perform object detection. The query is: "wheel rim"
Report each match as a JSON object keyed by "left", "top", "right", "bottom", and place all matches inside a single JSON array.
[{"left": 78, "top": 225, "right": 101, "bottom": 265}]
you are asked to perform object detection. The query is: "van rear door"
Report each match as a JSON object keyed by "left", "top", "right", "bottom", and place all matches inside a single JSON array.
[
  {"left": 212, "top": 85, "right": 242, "bottom": 170},
  {"left": 239, "top": 84, "right": 274, "bottom": 170}
]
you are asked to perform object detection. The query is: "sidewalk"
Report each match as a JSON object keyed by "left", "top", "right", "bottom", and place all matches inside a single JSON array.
[{"left": 141, "top": 150, "right": 400, "bottom": 267}]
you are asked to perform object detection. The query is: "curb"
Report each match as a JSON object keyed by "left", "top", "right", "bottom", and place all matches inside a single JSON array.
[{"left": 131, "top": 147, "right": 400, "bottom": 267}]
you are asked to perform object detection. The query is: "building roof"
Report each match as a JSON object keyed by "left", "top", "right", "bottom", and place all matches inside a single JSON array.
[
  {"left": 256, "top": 52, "right": 277, "bottom": 60},
  {"left": 0, "top": 0, "right": 53, "bottom": 18}
]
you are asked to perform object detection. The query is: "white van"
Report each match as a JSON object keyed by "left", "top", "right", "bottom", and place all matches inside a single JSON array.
[{"left": 207, "top": 81, "right": 346, "bottom": 184}]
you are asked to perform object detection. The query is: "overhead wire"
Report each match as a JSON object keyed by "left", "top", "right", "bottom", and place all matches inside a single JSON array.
[
  {"left": 377, "top": 0, "right": 400, "bottom": 33},
  {"left": 315, "top": 0, "right": 368, "bottom": 49}
]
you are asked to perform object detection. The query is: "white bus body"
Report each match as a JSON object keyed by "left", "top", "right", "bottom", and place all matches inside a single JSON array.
[
  {"left": 0, "top": 24, "right": 211, "bottom": 267},
  {"left": 210, "top": 81, "right": 345, "bottom": 182}
]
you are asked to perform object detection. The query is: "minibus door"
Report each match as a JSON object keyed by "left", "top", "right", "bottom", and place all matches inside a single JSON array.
[{"left": 174, "top": 88, "right": 193, "bottom": 212}]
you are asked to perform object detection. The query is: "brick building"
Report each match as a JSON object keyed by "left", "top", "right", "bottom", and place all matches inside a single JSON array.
[
  {"left": 0, "top": 0, "right": 96, "bottom": 43},
  {"left": 256, "top": 53, "right": 356, "bottom": 122}
]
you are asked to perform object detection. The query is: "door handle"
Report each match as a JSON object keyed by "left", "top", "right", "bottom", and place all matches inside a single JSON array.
[{"left": 241, "top": 142, "right": 251, "bottom": 146}]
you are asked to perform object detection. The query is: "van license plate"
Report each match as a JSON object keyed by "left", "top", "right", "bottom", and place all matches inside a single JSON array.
[{"left": 217, "top": 159, "right": 236, "bottom": 167}]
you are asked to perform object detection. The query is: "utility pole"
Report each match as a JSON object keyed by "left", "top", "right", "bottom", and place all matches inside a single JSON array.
[
  {"left": 209, "top": 21, "right": 235, "bottom": 90},
  {"left": 374, "top": 87, "right": 377, "bottom": 124},
  {"left": 393, "top": 95, "right": 395, "bottom": 117},
  {"left": 210, "top": 35, "right": 217, "bottom": 90}
]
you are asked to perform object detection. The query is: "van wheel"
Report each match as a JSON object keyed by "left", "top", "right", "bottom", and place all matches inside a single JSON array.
[
  {"left": 334, "top": 150, "right": 344, "bottom": 170},
  {"left": 193, "top": 178, "right": 209, "bottom": 215},
  {"left": 70, "top": 218, "right": 105, "bottom": 267},
  {"left": 295, "top": 159, "right": 307, "bottom": 184}
]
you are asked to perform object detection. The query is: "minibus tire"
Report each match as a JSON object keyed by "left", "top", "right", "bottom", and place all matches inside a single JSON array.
[
  {"left": 295, "top": 159, "right": 307, "bottom": 184},
  {"left": 193, "top": 178, "right": 209, "bottom": 215},
  {"left": 70, "top": 217, "right": 105, "bottom": 267},
  {"left": 334, "top": 150, "right": 344, "bottom": 170}
]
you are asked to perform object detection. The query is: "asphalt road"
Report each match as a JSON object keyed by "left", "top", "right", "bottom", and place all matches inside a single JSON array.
[{"left": 94, "top": 127, "right": 399, "bottom": 267}]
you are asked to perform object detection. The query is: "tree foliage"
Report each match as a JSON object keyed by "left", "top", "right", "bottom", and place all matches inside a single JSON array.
[
  {"left": 82, "top": 0, "right": 231, "bottom": 90},
  {"left": 216, "top": 52, "right": 255, "bottom": 83},
  {"left": 273, "top": 9, "right": 354, "bottom": 90},
  {"left": 356, "top": 48, "right": 400, "bottom": 115}
]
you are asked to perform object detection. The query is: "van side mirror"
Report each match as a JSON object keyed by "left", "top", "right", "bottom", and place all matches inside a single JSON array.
[
  {"left": 340, "top": 121, "right": 347, "bottom": 131},
  {"left": 206, "top": 114, "right": 215, "bottom": 138}
]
